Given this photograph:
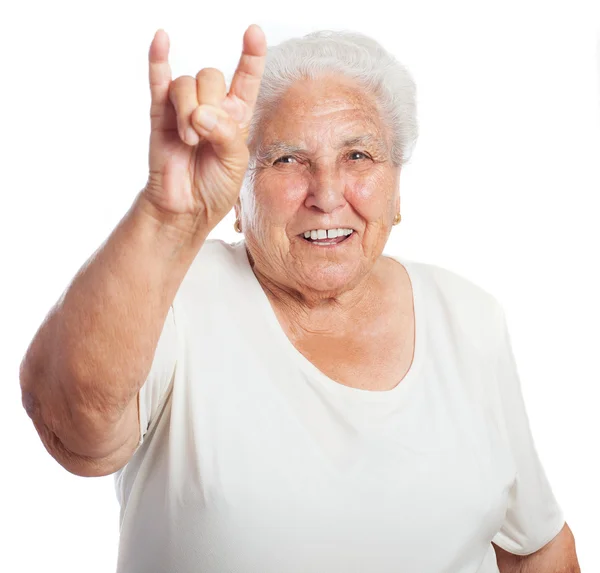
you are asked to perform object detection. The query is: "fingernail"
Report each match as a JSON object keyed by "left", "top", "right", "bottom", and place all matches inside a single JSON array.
[
  {"left": 196, "top": 109, "right": 218, "bottom": 131},
  {"left": 185, "top": 127, "right": 199, "bottom": 146}
]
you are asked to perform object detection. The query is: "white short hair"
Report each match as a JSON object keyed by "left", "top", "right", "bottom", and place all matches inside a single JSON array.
[{"left": 248, "top": 30, "right": 419, "bottom": 167}]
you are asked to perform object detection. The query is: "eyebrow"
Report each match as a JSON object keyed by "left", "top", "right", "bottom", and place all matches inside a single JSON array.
[{"left": 255, "top": 134, "right": 388, "bottom": 164}]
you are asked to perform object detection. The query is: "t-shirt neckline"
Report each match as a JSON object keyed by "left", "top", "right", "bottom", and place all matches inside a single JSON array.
[{"left": 233, "top": 240, "right": 426, "bottom": 403}]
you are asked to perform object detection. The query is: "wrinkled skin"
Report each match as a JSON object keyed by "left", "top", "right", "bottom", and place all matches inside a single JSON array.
[{"left": 236, "top": 74, "right": 401, "bottom": 317}]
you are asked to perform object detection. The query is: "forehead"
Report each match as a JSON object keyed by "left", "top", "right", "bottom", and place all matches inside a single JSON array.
[{"left": 259, "top": 74, "right": 385, "bottom": 144}]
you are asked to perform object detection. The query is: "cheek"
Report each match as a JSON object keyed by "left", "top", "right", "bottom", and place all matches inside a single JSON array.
[
  {"left": 347, "top": 170, "right": 394, "bottom": 220},
  {"left": 255, "top": 171, "right": 309, "bottom": 223}
]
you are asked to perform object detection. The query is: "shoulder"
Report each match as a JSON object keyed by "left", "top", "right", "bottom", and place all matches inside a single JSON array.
[
  {"left": 414, "top": 258, "right": 500, "bottom": 310},
  {"left": 187, "top": 238, "right": 245, "bottom": 280},
  {"left": 397, "top": 256, "right": 504, "bottom": 351},
  {"left": 174, "top": 239, "right": 246, "bottom": 304},
  {"left": 190, "top": 238, "right": 241, "bottom": 268}
]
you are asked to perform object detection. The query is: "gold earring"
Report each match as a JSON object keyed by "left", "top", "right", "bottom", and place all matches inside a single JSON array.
[
  {"left": 234, "top": 219, "right": 242, "bottom": 233},
  {"left": 393, "top": 213, "right": 402, "bottom": 226}
]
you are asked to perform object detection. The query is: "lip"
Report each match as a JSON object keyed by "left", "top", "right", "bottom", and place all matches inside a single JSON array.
[
  {"left": 298, "top": 230, "right": 356, "bottom": 248},
  {"left": 297, "top": 229, "right": 356, "bottom": 238},
  {"left": 297, "top": 226, "right": 356, "bottom": 236}
]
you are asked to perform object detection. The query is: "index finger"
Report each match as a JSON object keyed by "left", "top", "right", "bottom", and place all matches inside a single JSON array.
[
  {"left": 149, "top": 29, "right": 172, "bottom": 109},
  {"left": 226, "top": 24, "right": 267, "bottom": 120}
]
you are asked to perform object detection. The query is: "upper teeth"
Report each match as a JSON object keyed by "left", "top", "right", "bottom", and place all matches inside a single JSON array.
[{"left": 304, "top": 228, "right": 353, "bottom": 240}]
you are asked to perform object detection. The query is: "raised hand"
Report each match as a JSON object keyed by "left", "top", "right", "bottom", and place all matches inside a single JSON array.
[{"left": 142, "top": 25, "right": 267, "bottom": 233}]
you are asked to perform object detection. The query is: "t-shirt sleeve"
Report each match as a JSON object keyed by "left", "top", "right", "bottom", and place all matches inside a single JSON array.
[
  {"left": 491, "top": 303, "right": 565, "bottom": 555},
  {"left": 136, "top": 303, "right": 178, "bottom": 448}
]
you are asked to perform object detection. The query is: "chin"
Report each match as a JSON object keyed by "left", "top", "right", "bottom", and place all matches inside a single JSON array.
[{"left": 296, "top": 260, "right": 361, "bottom": 295}]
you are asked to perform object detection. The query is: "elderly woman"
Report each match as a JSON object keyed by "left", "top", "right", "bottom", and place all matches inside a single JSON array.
[{"left": 20, "top": 24, "right": 579, "bottom": 573}]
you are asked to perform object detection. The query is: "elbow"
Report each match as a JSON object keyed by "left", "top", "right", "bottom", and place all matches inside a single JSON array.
[
  {"left": 20, "top": 353, "right": 46, "bottom": 424},
  {"left": 35, "top": 418, "right": 115, "bottom": 477},
  {"left": 19, "top": 312, "right": 132, "bottom": 477},
  {"left": 23, "top": 400, "right": 134, "bottom": 478},
  {"left": 20, "top": 357, "right": 133, "bottom": 477}
]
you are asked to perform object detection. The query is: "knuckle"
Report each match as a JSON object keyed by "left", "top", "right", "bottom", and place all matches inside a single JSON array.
[
  {"left": 196, "top": 67, "right": 225, "bottom": 82},
  {"left": 170, "top": 74, "right": 195, "bottom": 90},
  {"left": 169, "top": 78, "right": 198, "bottom": 111},
  {"left": 169, "top": 77, "right": 192, "bottom": 101}
]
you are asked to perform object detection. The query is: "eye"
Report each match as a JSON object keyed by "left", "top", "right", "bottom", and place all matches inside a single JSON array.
[
  {"left": 348, "top": 151, "right": 369, "bottom": 161},
  {"left": 273, "top": 155, "right": 297, "bottom": 165}
]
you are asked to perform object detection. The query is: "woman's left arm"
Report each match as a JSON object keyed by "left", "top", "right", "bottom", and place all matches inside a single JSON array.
[{"left": 493, "top": 523, "right": 580, "bottom": 572}]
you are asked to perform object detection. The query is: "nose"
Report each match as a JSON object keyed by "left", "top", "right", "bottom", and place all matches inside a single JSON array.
[{"left": 304, "top": 165, "right": 347, "bottom": 214}]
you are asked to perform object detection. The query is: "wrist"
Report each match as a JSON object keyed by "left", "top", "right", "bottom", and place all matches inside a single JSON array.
[{"left": 134, "top": 190, "right": 211, "bottom": 252}]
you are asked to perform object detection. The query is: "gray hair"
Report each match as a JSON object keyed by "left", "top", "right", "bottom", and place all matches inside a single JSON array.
[{"left": 247, "top": 29, "right": 419, "bottom": 168}]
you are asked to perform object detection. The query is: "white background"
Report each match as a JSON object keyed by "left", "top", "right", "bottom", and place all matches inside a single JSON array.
[{"left": 2, "top": 0, "right": 598, "bottom": 571}]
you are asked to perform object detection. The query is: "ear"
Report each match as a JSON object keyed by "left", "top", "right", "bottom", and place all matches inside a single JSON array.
[{"left": 234, "top": 197, "right": 242, "bottom": 220}]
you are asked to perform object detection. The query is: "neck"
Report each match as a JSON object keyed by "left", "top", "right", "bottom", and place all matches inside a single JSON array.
[{"left": 246, "top": 245, "right": 384, "bottom": 336}]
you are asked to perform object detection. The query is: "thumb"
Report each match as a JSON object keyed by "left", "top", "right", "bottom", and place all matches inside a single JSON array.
[{"left": 191, "top": 105, "right": 249, "bottom": 162}]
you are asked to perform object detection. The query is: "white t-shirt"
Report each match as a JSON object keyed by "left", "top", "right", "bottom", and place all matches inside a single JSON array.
[{"left": 114, "top": 239, "right": 565, "bottom": 573}]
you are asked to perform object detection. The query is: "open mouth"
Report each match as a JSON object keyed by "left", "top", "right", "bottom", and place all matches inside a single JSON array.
[{"left": 299, "top": 228, "right": 355, "bottom": 246}]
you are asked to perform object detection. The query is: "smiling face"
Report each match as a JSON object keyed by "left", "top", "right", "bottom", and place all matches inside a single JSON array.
[{"left": 239, "top": 74, "right": 401, "bottom": 300}]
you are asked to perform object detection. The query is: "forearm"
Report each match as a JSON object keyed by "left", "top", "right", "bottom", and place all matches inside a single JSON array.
[
  {"left": 506, "top": 554, "right": 581, "bottom": 573},
  {"left": 494, "top": 524, "right": 580, "bottom": 573},
  {"left": 20, "top": 190, "right": 208, "bottom": 458},
  {"left": 517, "top": 549, "right": 580, "bottom": 573}
]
